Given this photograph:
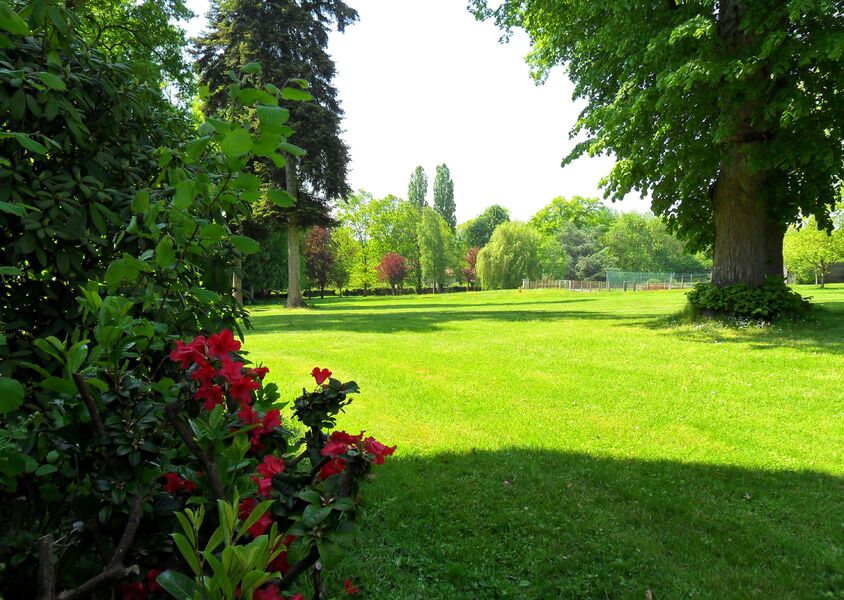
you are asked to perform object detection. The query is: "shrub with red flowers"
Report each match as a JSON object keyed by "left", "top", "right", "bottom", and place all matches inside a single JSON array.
[
  {"left": 146, "top": 333, "right": 395, "bottom": 599},
  {"left": 375, "top": 252, "right": 408, "bottom": 294}
]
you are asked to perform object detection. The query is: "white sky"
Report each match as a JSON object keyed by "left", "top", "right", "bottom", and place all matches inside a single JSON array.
[{"left": 181, "top": 0, "right": 651, "bottom": 223}]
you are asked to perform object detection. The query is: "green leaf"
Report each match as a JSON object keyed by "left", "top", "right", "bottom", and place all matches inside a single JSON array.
[
  {"left": 279, "top": 142, "right": 306, "bottom": 157},
  {"left": 281, "top": 87, "right": 313, "bottom": 102},
  {"left": 230, "top": 235, "right": 260, "bottom": 255},
  {"left": 232, "top": 172, "right": 261, "bottom": 191},
  {"left": 132, "top": 189, "right": 149, "bottom": 213},
  {"left": 256, "top": 105, "right": 290, "bottom": 129},
  {"left": 0, "top": 201, "right": 24, "bottom": 216},
  {"left": 190, "top": 287, "right": 220, "bottom": 304},
  {"left": 14, "top": 133, "right": 47, "bottom": 155},
  {"left": 0, "top": 377, "right": 24, "bottom": 414},
  {"left": 238, "top": 500, "right": 273, "bottom": 541},
  {"left": 172, "top": 533, "right": 202, "bottom": 576},
  {"left": 0, "top": 1, "right": 30, "bottom": 35},
  {"left": 35, "top": 464, "right": 58, "bottom": 477},
  {"left": 36, "top": 72, "right": 66, "bottom": 91},
  {"left": 302, "top": 505, "right": 332, "bottom": 528},
  {"left": 241, "top": 61, "right": 262, "bottom": 74},
  {"left": 156, "top": 237, "right": 176, "bottom": 268},
  {"left": 0, "top": 266, "right": 20, "bottom": 275},
  {"left": 317, "top": 539, "right": 342, "bottom": 569},
  {"left": 173, "top": 180, "right": 195, "bottom": 209},
  {"left": 266, "top": 189, "right": 295, "bottom": 208},
  {"left": 156, "top": 570, "right": 196, "bottom": 600},
  {"left": 199, "top": 223, "right": 225, "bottom": 241},
  {"left": 220, "top": 128, "right": 253, "bottom": 158}
]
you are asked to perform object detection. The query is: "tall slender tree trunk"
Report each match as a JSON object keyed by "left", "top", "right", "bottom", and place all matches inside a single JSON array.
[
  {"left": 286, "top": 158, "right": 306, "bottom": 308},
  {"left": 711, "top": 148, "right": 768, "bottom": 288}
]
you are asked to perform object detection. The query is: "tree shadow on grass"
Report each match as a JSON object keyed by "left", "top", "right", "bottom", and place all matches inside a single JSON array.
[
  {"left": 252, "top": 296, "right": 600, "bottom": 313},
  {"left": 639, "top": 302, "right": 844, "bottom": 356},
  {"left": 346, "top": 449, "right": 843, "bottom": 600},
  {"left": 248, "top": 306, "right": 658, "bottom": 335}
]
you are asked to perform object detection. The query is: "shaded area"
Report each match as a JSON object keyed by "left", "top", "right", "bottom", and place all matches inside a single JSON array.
[
  {"left": 248, "top": 307, "right": 658, "bottom": 335},
  {"left": 347, "top": 449, "right": 843, "bottom": 599},
  {"left": 643, "top": 301, "right": 844, "bottom": 356}
]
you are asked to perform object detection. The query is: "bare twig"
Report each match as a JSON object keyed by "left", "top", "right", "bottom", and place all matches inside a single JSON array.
[
  {"left": 165, "top": 405, "right": 227, "bottom": 500},
  {"left": 37, "top": 534, "right": 55, "bottom": 600},
  {"left": 108, "top": 495, "right": 144, "bottom": 568},
  {"left": 72, "top": 374, "right": 107, "bottom": 443},
  {"left": 286, "top": 449, "right": 309, "bottom": 470},
  {"left": 56, "top": 564, "right": 137, "bottom": 600},
  {"left": 311, "top": 560, "right": 324, "bottom": 600}
]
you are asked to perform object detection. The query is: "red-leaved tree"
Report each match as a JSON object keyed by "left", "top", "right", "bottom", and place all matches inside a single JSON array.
[
  {"left": 304, "top": 226, "right": 336, "bottom": 298},
  {"left": 464, "top": 247, "right": 480, "bottom": 290},
  {"left": 376, "top": 252, "right": 408, "bottom": 294}
]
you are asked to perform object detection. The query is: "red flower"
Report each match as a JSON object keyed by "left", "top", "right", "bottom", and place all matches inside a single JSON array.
[
  {"left": 344, "top": 578, "right": 361, "bottom": 595},
  {"left": 261, "top": 409, "right": 281, "bottom": 431},
  {"left": 319, "top": 457, "right": 347, "bottom": 480},
  {"left": 248, "top": 366, "right": 270, "bottom": 380},
  {"left": 120, "top": 581, "right": 148, "bottom": 600},
  {"left": 146, "top": 569, "right": 163, "bottom": 593},
  {"left": 190, "top": 357, "right": 218, "bottom": 385},
  {"left": 195, "top": 383, "right": 225, "bottom": 411},
  {"left": 290, "top": 595, "right": 306, "bottom": 600},
  {"left": 229, "top": 375, "right": 261, "bottom": 406},
  {"left": 364, "top": 437, "right": 396, "bottom": 465},
  {"left": 252, "top": 475, "right": 273, "bottom": 497},
  {"left": 267, "top": 549, "right": 289, "bottom": 574},
  {"left": 253, "top": 585, "right": 283, "bottom": 600},
  {"left": 162, "top": 472, "right": 197, "bottom": 495},
  {"left": 238, "top": 498, "right": 273, "bottom": 537},
  {"left": 169, "top": 337, "right": 206, "bottom": 368},
  {"left": 257, "top": 455, "right": 285, "bottom": 479},
  {"left": 311, "top": 366, "right": 332, "bottom": 385},
  {"left": 321, "top": 430, "right": 365, "bottom": 457},
  {"left": 208, "top": 329, "right": 241, "bottom": 359}
]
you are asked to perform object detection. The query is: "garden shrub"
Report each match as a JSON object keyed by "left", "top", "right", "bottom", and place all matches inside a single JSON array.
[
  {"left": 686, "top": 278, "right": 810, "bottom": 320},
  {"left": 0, "top": 2, "right": 392, "bottom": 598}
]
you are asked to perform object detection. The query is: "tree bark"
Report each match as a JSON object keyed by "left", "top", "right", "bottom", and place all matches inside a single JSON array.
[
  {"left": 711, "top": 148, "right": 768, "bottom": 288},
  {"left": 763, "top": 218, "right": 786, "bottom": 280},
  {"left": 285, "top": 158, "right": 305, "bottom": 308}
]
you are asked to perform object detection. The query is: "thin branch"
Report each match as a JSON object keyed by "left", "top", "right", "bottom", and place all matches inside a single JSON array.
[
  {"left": 37, "top": 534, "right": 55, "bottom": 600},
  {"left": 72, "top": 374, "right": 107, "bottom": 444},
  {"left": 108, "top": 495, "right": 144, "bottom": 568},
  {"left": 56, "top": 564, "right": 137, "bottom": 600},
  {"left": 278, "top": 546, "right": 320, "bottom": 590},
  {"left": 286, "top": 449, "right": 309, "bottom": 469},
  {"left": 165, "top": 405, "right": 227, "bottom": 500}
]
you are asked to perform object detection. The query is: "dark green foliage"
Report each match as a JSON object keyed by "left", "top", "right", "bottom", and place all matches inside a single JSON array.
[
  {"left": 433, "top": 163, "right": 456, "bottom": 230},
  {"left": 687, "top": 279, "right": 810, "bottom": 320},
  {"left": 407, "top": 165, "right": 428, "bottom": 210},
  {"left": 459, "top": 204, "right": 510, "bottom": 248},
  {"left": 194, "top": 0, "right": 356, "bottom": 214}
]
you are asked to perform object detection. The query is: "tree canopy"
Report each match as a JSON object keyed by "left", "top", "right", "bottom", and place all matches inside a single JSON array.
[
  {"left": 477, "top": 222, "right": 541, "bottom": 289},
  {"left": 408, "top": 165, "right": 428, "bottom": 211},
  {"left": 459, "top": 204, "right": 511, "bottom": 248},
  {"left": 433, "top": 163, "right": 456, "bottom": 230},
  {"left": 473, "top": 0, "right": 844, "bottom": 288}
]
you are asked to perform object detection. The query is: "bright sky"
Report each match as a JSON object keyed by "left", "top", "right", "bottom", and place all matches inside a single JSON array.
[{"left": 181, "top": 0, "right": 651, "bottom": 223}]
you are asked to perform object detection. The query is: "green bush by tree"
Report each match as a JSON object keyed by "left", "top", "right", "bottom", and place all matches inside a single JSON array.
[
  {"left": 418, "top": 207, "right": 458, "bottom": 292},
  {"left": 687, "top": 279, "right": 809, "bottom": 320}
]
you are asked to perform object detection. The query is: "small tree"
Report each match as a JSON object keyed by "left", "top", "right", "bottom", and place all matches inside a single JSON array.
[
  {"left": 418, "top": 207, "right": 456, "bottom": 292},
  {"left": 477, "top": 222, "right": 541, "bottom": 289},
  {"left": 376, "top": 252, "right": 408, "bottom": 294},
  {"left": 784, "top": 217, "right": 844, "bottom": 287},
  {"left": 304, "top": 226, "right": 336, "bottom": 298},
  {"left": 464, "top": 247, "right": 480, "bottom": 289}
]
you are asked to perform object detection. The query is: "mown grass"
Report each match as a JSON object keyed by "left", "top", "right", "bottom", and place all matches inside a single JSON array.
[{"left": 246, "top": 286, "right": 844, "bottom": 599}]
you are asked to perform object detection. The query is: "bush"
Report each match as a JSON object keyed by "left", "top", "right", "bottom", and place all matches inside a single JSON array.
[
  {"left": 686, "top": 278, "right": 810, "bottom": 320},
  {"left": 0, "top": 4, "right": 391, "bottom": 597}
]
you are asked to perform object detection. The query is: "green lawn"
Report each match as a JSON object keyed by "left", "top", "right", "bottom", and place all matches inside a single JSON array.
[{"left": 246, "top": 286, "right": 844, "bottom": 599}]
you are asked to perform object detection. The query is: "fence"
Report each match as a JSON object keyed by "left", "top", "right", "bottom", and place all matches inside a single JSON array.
[{"left": 522, "top": 272, "right": 712, "bottom": 292}]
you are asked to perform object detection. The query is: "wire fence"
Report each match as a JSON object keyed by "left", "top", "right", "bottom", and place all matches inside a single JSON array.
[{"left": 522, "top": 272, "right": 712, "bottom": 292}]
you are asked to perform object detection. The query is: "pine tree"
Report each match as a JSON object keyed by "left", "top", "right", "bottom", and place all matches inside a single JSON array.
[{"left": 194, "top": 0, "right": 356, "bottom": 307}]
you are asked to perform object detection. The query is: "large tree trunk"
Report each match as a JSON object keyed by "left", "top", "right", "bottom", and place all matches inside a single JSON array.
[
  {"left": 711, "top": 149, "right": 768, "bottom": 288},
  {"left": 285, "top": 159, "right": 305, "bottom": 308}
]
